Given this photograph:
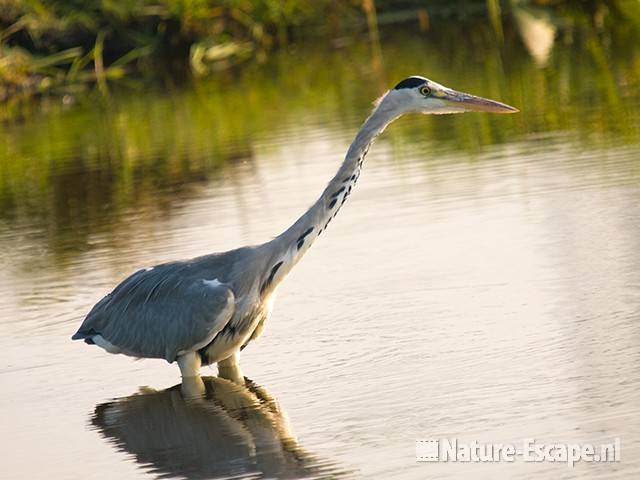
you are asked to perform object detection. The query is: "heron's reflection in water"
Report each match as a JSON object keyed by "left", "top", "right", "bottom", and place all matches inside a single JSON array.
[{"left": 92, "top": 374, "right": 348, "bottom": 479}]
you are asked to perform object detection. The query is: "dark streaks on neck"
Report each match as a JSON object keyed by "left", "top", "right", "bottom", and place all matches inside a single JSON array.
[
  {"left": 260, "top": 261, "right": 284, "bottom": 294},
  {"left": 296, "top": 227, "right": 315, "bottom": 250}
]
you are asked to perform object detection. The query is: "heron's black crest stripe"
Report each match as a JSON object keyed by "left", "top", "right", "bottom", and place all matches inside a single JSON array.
[{"left": 394, "top": 77, "right": 427, "bottom": 90}]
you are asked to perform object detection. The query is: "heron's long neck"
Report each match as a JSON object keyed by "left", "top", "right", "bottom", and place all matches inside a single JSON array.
[{"left": 259, "top": 102, "right": 396, "bottom": 295}]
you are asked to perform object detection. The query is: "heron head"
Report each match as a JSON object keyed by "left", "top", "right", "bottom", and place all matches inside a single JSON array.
[{"left": 382, "top": 76, "right": 518, "bottom": 115}]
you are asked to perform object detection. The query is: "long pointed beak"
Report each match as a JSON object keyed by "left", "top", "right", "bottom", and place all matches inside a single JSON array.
[{"left": 441, "top": 89, "right": 519, "bottom": 114}]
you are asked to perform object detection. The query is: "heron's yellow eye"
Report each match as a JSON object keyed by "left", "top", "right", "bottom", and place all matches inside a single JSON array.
[{"left": 419, "top": 85, "right": 431, "bottom": 96}]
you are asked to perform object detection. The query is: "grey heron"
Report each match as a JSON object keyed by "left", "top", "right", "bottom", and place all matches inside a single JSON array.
[{"left": 72, "top": 76, "right": 518, "bottom": 378}]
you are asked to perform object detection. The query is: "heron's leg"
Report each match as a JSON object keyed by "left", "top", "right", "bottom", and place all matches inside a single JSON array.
[
  {"left": 217, "top": 352, "right": 244, "bottom": 384},
  {"left": 177, "top": 351, "right": 201, "bottom": 378}
]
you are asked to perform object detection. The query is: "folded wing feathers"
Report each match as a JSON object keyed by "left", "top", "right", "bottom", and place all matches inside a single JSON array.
[{"left": 73, "top": 261, "right": 235, "bottom": 362}]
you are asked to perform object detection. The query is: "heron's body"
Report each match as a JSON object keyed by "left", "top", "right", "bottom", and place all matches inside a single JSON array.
[
  {"left": 78, "top": 248, "right": 269, "bottom": 365},
  {"left": 73, "top": 76, "right": 517, "bottom": 378}
]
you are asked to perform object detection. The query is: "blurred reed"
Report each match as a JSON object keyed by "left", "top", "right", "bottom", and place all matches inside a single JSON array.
[{"left": 2, "top": 0, "right": 638, "bottom": 106}]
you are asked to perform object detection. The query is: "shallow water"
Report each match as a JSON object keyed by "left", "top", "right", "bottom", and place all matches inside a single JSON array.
[{"left": 2, "top": 19, "right": 640, "bottom": 480}]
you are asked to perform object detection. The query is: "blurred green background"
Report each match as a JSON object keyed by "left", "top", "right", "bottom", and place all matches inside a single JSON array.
[
  {"left": 2, "top": 0, "right": 639, "bottom": 104},
  {"left": 1, "top": 0, "right": 639, "bottom": 260}
]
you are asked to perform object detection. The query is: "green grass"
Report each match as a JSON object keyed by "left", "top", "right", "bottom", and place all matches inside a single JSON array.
[
  {"left": 0, "top": 0, "right": 361, "bottom": 102},
  {"left": 2, "top": 0, "right": 639, "bottom": 106}
]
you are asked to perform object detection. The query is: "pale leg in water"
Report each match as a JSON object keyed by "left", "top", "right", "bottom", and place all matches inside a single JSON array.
[{"left": 218, "top": 352, "right": 244, "bottom": 384}]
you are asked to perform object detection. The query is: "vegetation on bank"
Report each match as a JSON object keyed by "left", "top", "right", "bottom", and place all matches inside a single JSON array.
[
  {"left": 1, "top": 0, "right": 360, "bottom": 102},
  {"left": 2, "top": 14, "right": 639, "bottom": 243},
  {"left": 1, "top": 0, "right": 639, "bottom": 260},
  {"left": 2, "top": 0, "right": 639, "bottom": 105}
]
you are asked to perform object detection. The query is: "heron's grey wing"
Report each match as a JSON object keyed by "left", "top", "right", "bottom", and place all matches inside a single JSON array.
[{"left": 73, "top": 264, "right": 235, "bottom": 362}]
